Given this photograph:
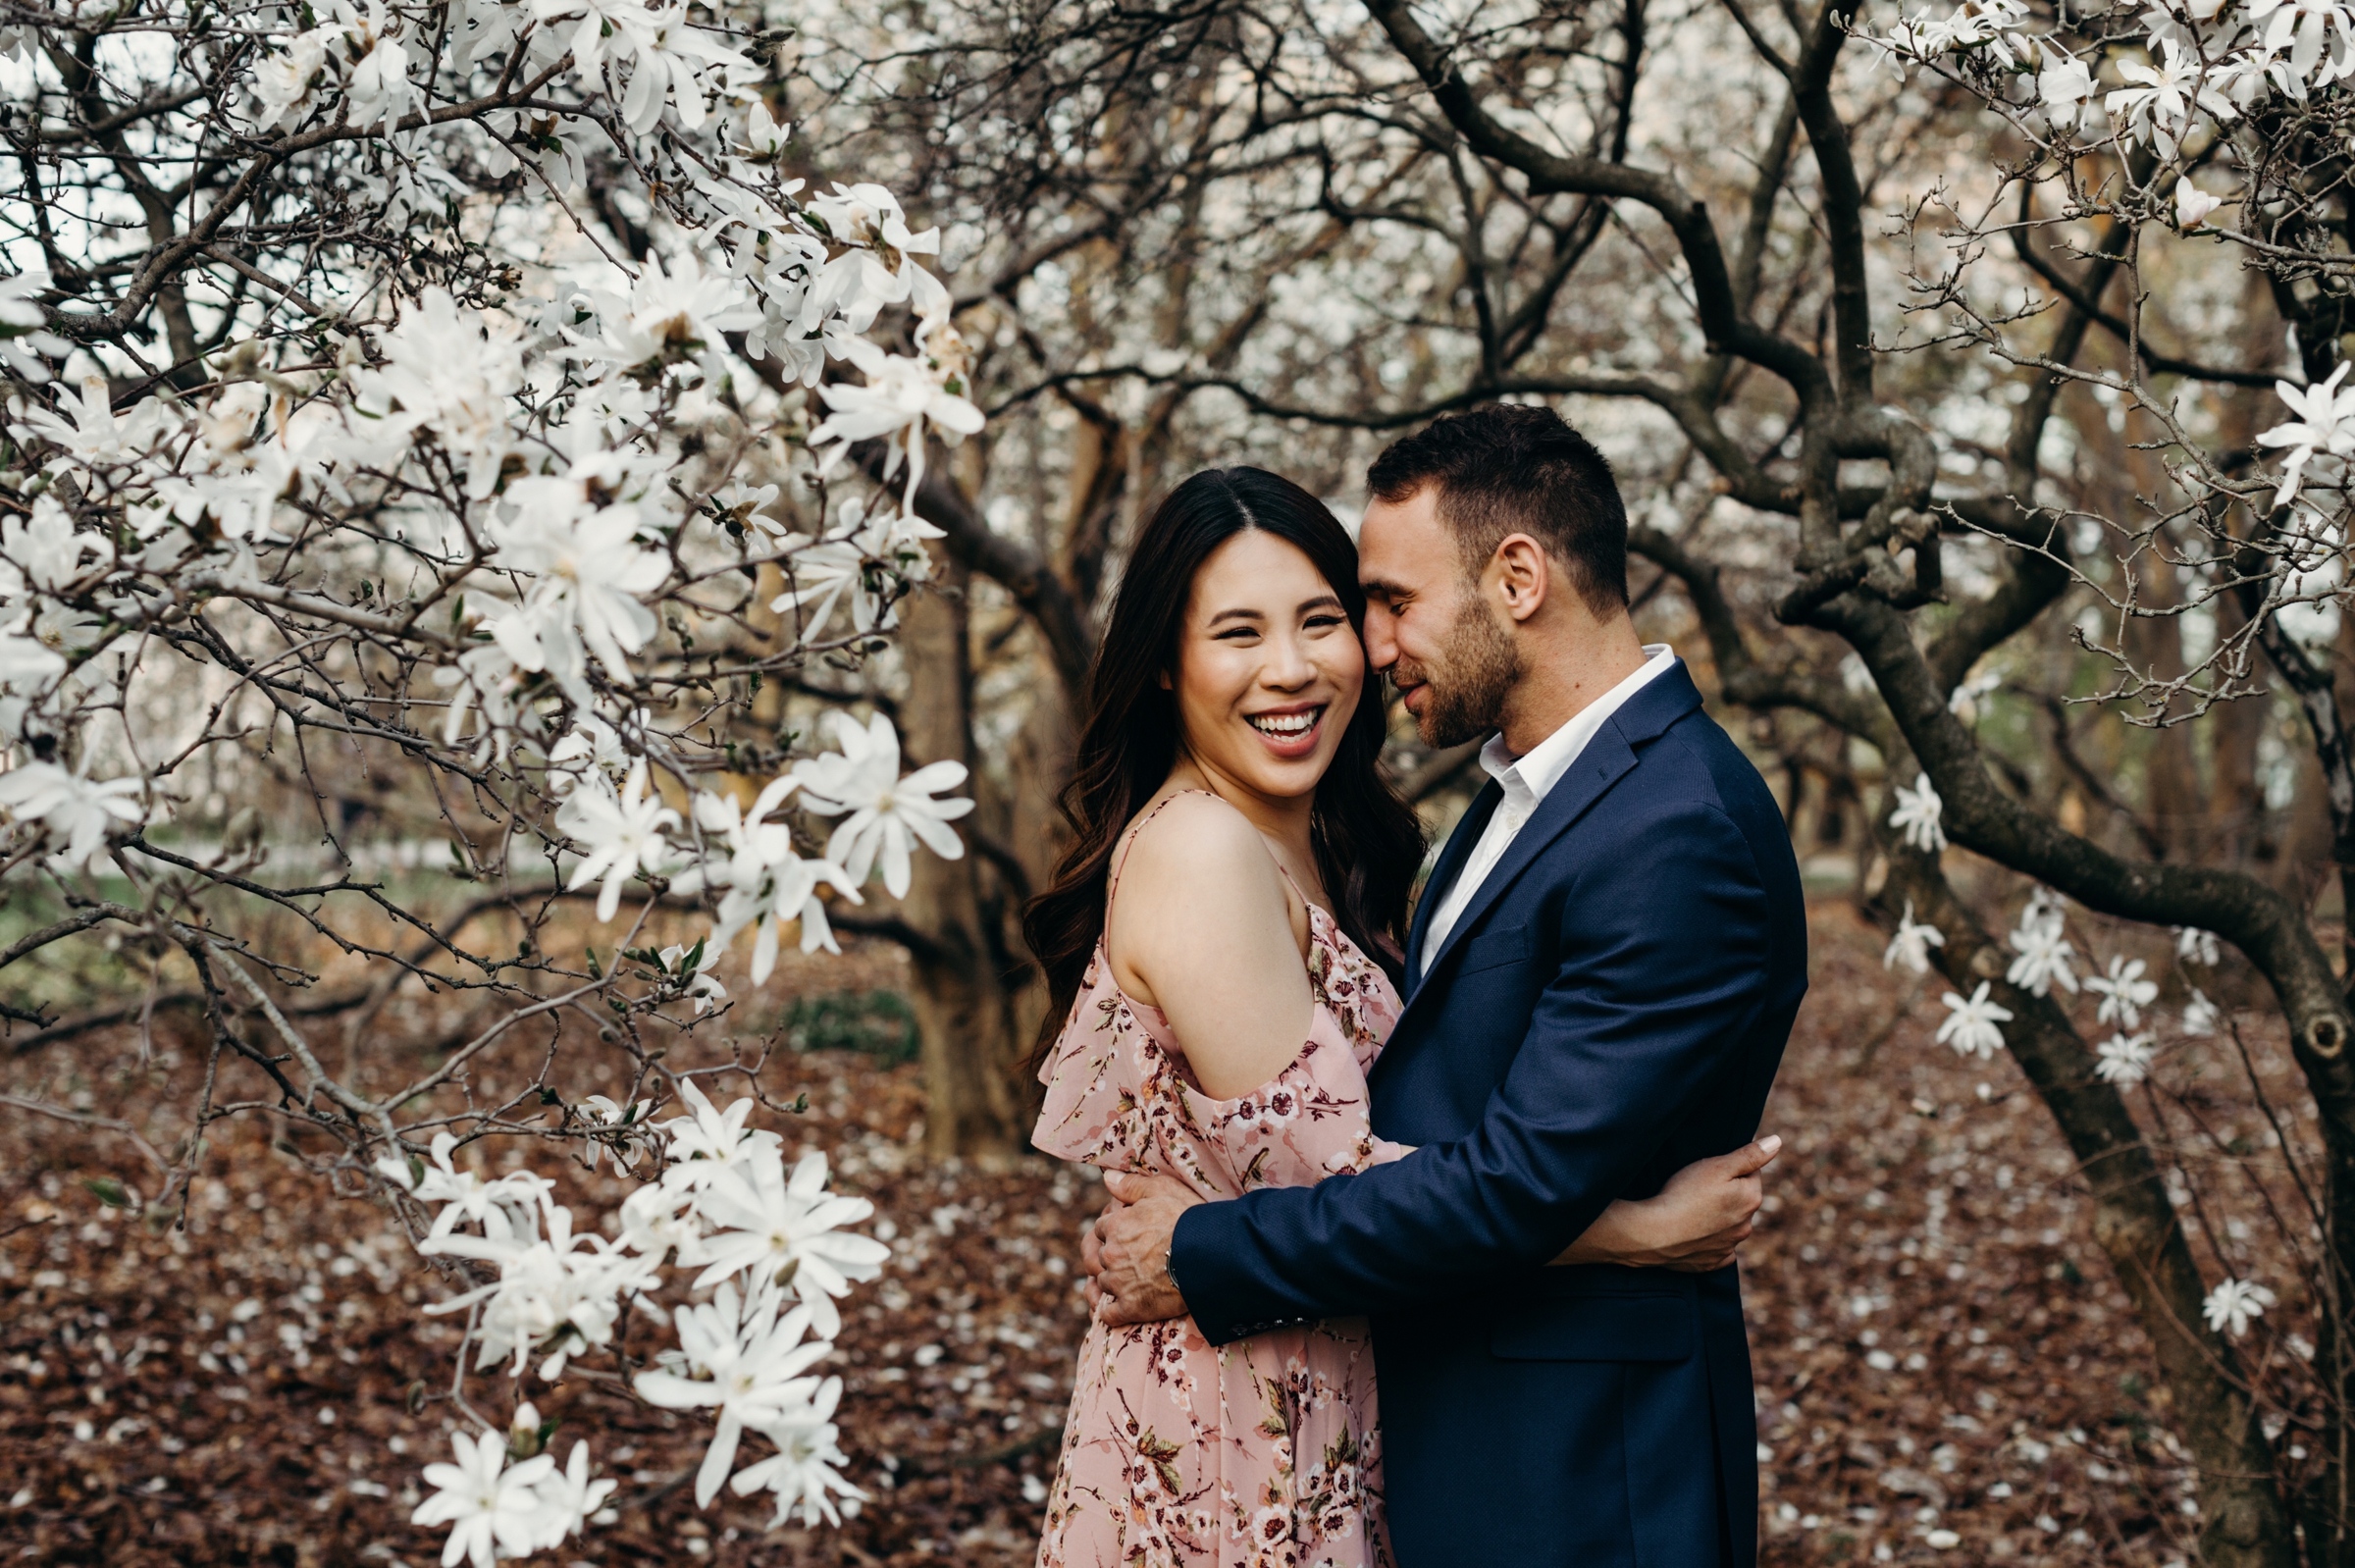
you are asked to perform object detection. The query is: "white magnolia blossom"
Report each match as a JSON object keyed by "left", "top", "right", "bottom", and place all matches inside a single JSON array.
[
  {"left": 769, "top": 497, "right": 949, "bottom": 645},
  {"left": 657, "top": 942, "right": 729, "bottom": 1015},
  {"left": 1888, "top": 775, "right": 1949, "bottom": 854},
  {"left": 408, "top": 1421, "right": 613, "bottom": 1568},
  {"left": 688, "top": 1145, "right": 891, "bottom": 1337},
  {"left": 409, "top": 1430, "right": 558, "bottom": 1568},
  {"left": 2258, "top": 363, "right": 2355, "bottom": 508},
  {"left": 2175, "top": 926, "right": 2223, "bottom": 966},
  {"left": 2105, "top": 38, "right": 2238, "bottom": 158},
  {"left": 1947, "top": 667, "right": 2002, "bottom": 722},
  {"left": 577, "top": 1095, "right": 658, "bottom": 1171},
  {"left": 545, "top": 712, "right": 635, "bottom": 793},
  {"left": 2173, "top": 177, "right": 2224, "bottom": 229},
  {"left": 726, "top": 1370, "right": 861, "bottom": 1528},
  {"left": 2203, "top": 1277, "right": 2277, "bottom": 1339},
  {"left": 634, "top": 1282, "right": 843, "bottom": 1509},
  {"left": 2087, "top": 955, "right": 2161, "bottom": 1031},
  {"left": 2094, "top": 1031, "right": 2157, "bottom": 1087},
  {"left": 1936, "top": 981, "right": 2015, "bottom": 1060},
  {"left": 0, "top": 270, "right": 68, "bottom": 382},
  {"left": 1883, "top": 899, "right": 1947, "bottom": 975},
  {"left": 795, "top": 710, "right": 976, "bottom": 898},
  {"left": 672, "top": 775, "right": 864, "bottom": 984},
  {"left": 555, "top": 758, "right": 682, "bottom": 923},
  {"left": 809, "top": 327, "right": 983, "bottom": 506},
  {"left": 2006, "top": 905, "right": 2080, "bottom": 998},
  {"left": 376, "top": 1131, "right": 548, "bottom": 1241},
  {"left": 2183, "top": 988, "right": 2223, "bottom": 1036},
  {"left": 0, "top": 759, "right": 144, "bottom": 870},
  {"left": 2036, "top": 51, "right": 2097, "bottom": 128}
]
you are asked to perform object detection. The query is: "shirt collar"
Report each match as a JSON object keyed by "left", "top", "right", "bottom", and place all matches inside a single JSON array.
[{"left": 1478, "top": 645, "right": 1677, "bottom": 810}]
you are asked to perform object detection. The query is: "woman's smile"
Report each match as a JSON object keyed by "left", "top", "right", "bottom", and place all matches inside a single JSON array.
[{"left": 1243, "top": 703, "right": 1327, "bottom": 758}]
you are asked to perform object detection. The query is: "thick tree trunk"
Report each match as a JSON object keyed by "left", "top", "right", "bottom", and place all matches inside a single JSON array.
[
  {"left": 1878, "top": 834, "right": 2297, "bottom": 1568},
  {"left": 897, "top": 552, "right": 1029, "bottom": 1163}
]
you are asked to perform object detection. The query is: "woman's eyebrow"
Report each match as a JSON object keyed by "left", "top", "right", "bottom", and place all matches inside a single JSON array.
[
  {"left": 1205, "top": 606, "right": 1267, "bottom": 627},
  {"left": 1298, "top": 594, "right": 1344, "bottom": 614}
]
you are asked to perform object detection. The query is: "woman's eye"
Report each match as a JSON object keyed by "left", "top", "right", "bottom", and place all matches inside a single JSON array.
[
  {"left": 1214, "top": 627, "right": 1260, "bottom": 642},
  {"left": 1304, "top": 615, "right": 1347, "bottom": 631}
]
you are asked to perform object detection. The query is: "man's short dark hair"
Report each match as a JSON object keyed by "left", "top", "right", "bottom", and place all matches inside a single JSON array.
[{"left": 1366, "top": 403, "right": 1630, "bottom": 615}]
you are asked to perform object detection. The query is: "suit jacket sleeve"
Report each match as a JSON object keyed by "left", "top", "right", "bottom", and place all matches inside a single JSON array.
[{"left": 1170, "top": 800, "right": 1776, "bottom": 1344}]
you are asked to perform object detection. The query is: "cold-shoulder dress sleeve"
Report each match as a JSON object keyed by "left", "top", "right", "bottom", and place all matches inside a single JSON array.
[
  {"left": 1032, "top": 905, "right": 1407, "bottom": 1201},
  {"left": 1029, "top": 901, "right": 1407, "bottom": 1568}
]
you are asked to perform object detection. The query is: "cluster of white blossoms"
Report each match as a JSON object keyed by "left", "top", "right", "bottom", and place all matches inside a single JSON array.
[
  {"left": 383, "top": 1081, "right": 888, "bottom": 1561},
  {"left": 1861, "top": 0, "right": 2355, "bottom": 521},
  {"left": 0, "top": 0, "right": 984, "bottom": 1550},
  {"left": 1882, "top": 873, "right": 2271, "bottom": 1343},
  {"left": 1882, "top": 869, "right": 2224, "bottom": 1079},
  {"left": 0, "top": 0, "right": 984, "bottom": 882},
  {"left": 536, "top": 706, "right": 976, "bottom": 984}
]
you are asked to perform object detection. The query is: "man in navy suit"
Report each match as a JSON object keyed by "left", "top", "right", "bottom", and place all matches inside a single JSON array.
[{"left": 1086, "top": 403, "right": 1806, "bottom": 1567}]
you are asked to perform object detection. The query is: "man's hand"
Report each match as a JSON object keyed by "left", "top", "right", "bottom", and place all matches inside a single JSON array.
[
  {"left": 1080, "top": 1171, "right": 1201, "bottom": 1327},
  {"left": 1551, "top": 1135, "right": 1783, "bottom": 1272}
]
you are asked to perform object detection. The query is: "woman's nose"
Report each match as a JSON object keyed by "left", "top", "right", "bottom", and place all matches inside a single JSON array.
[{"left": 1262, "top": 632, "right": 1315, "bottom": 689}]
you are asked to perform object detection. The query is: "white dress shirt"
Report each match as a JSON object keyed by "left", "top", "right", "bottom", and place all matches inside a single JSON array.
[{"left": 1416, "top": 645, "right": 1678, "bottom": 978}]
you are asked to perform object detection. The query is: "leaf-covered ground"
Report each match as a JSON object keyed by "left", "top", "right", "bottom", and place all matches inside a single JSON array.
[{"left": 2, "top": 900, "right": 2299, "bottom": 1565}]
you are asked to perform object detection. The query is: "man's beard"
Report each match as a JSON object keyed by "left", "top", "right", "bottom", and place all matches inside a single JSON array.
[{"left": 1395, "top": 597, "right": 1521, "bottom": 748}]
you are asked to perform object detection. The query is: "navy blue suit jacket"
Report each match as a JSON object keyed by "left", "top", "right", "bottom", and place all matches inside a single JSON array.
[{"left": 1170, "top": 662, "right": 1806, "bottom": 1567}]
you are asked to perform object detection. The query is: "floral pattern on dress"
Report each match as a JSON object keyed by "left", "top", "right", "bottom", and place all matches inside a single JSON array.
[{"left": 1032, "top": 854, "right": 1406, "bottom": 1568}]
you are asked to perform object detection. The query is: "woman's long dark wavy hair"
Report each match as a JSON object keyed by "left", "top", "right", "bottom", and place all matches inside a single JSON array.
[{"left": 1021, "top": 467, "right": 1427, "bottom": 1066}]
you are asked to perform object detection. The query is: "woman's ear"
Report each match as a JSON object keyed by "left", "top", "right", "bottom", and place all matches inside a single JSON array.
[{"left": 1157, "top": 668, "right": 1173, "bottom": 690}]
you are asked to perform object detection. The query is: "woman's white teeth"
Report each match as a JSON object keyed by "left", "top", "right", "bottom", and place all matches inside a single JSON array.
[{"left": 1248, "top": 709, "right": 1320, "bottom": 737}]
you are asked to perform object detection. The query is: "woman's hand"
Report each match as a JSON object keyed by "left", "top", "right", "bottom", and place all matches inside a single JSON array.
[{"left": 1550, "top": 1135, "right": 1783, "bottom": 1272}]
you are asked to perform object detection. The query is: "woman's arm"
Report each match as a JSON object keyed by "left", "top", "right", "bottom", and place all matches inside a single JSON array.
[{"left": 1550, "top": 1136, "right": 1782, "bottom": 1271}]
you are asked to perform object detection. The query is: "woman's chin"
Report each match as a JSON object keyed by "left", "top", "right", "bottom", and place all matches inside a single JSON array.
[{"left": 1216, "top": 744, "right": 1338, "bottom": 800}]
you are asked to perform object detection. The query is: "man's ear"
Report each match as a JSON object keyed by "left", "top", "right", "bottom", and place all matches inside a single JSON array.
[{"left": 1491, "top": 534, "right": 1551, "bottom": 624}]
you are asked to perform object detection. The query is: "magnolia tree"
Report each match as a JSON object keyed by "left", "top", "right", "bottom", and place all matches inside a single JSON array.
[{"left": 0, "top": 0, "right": 983, "bottom": 1558}]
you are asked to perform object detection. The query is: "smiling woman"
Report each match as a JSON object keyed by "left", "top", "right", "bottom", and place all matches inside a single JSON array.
[
  {"left": 1018, "top": 467, "right": 1426, "bottom": 1566},
  {"left": 1020, "top": 467, "right": 1425, "bottom": 1076}
]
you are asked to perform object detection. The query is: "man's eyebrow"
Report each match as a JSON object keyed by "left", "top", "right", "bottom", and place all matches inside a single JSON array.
[{"left": 1358, "top": 576, "right": 1409, "bottom": 600}]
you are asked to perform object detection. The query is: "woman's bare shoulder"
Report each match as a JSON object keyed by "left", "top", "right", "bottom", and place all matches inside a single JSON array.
[
  {"left": 1110, "top": 793, "right": 1292, "bottom": 938},
  {"left": 1110, "top": 790, "right": 1314, "bottom": 1063}
]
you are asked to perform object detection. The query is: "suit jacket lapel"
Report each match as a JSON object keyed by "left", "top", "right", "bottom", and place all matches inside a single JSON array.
[
  {"left": 1404, "top": 778, "right": 1502, "bottom": 983},
  {"left": 1403, "top": 728, "right": 1638, "bottom": 1002},
  {"left": 1394, "top": 663, "right": 1709, "bottom": 1021}
]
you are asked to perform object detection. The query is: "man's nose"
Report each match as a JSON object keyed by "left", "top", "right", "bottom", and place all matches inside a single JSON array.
[{"left": 1362, "top": 605, "right": 1399, "bottom": 672}]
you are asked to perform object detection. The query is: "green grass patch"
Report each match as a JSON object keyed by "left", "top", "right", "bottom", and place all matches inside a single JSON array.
[{"left": 780, "top": 988, "right": 918, "bottom": 1065}]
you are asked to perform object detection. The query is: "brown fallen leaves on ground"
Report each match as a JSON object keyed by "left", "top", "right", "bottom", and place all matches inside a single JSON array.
[{"left": 1, "top": 900, "right": 2303, "bottom": 1565}]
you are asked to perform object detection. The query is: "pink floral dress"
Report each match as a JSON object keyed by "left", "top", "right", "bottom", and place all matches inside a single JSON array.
[{"left": 1032, "top": 793, "right": 1406, "bottom": 1568}]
